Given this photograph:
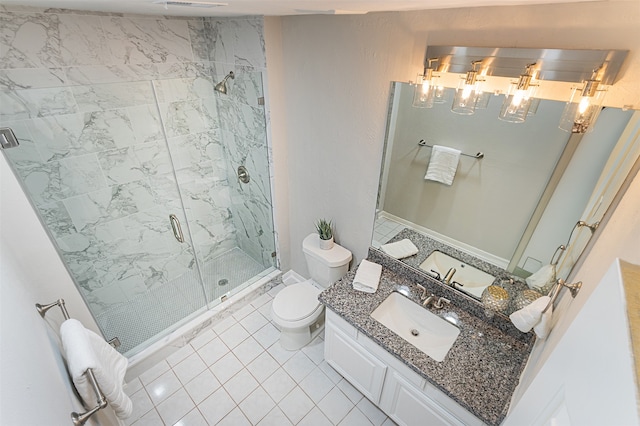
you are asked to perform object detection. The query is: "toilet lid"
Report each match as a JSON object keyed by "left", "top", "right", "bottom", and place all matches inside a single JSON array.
[{"left": 272, "top": 281, "right": 321, "bottom": 322}]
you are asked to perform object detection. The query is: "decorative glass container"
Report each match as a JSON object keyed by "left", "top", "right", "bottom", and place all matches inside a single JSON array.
[
  {"left": 513, "top": 289, "right": 543, "bottom": 311},
  {"left": 481, "top": 285, "right": 510, "bottom": 318}
]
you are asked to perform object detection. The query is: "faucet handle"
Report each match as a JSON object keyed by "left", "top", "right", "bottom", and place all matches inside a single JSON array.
[
  {"left": 451, "top": 280, "right": 464, "bottom": 288},
  {"left": 428, "top": 270, "right": 441, "bottom": 281},
  {"left": 433, "top": 297, "right": 451, "bottom": 309},
  {"left": 416, "top": 284, "right": 428, "bottom": 300}
]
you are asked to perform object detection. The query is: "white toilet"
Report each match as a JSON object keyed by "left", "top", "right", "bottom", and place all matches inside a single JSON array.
[{"left": 271, "top": 233, "right": 352, "bottom": 350}]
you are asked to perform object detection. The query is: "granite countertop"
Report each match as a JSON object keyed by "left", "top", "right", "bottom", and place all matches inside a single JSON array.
[{"left": 319, "top": 250, "right": 534, "bottom": 426}]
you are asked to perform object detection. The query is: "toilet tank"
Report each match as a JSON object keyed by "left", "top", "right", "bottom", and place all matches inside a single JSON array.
[{"left": 302, "top": 233, "right": 352, "bottom": 288}]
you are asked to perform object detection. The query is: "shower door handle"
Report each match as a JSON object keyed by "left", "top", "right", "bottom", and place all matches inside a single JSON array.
[{"left": 169, "top": 214, "right": 185, "bottom": 243}]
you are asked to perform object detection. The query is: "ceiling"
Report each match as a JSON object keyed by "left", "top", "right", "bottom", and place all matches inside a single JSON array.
[{"left": 1, "top": 0, "right": 602, "bottom": 17}]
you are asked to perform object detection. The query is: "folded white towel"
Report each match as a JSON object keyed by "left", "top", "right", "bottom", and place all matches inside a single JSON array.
[
  {"left": 380, "top": 239, "right": 419, "bottom": 259},
  {"left": 526, "top": 264, "right": 556, "bottom": 294},
  {"left": 60, "top": 319, "right": 132, "bottom": 420},
  {"left": 534, "top": 304, "right": 553, "bottom": 339},
  {"left": 353, "top": 259, "right": 383, "bottom": 293},
  {"left": 424, "top": 145, "right": 461, "bottom": 186},
  {"left": 509, "top": 296, "right": 550, "bottom": 333}
]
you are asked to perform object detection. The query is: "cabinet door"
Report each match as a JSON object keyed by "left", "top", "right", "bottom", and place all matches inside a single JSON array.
[
  {"left": 387, "top": 372, "right": 464, "bottom": 426},
  {"left": 325, "top": 323, "right": 387, "bottom": 403}
]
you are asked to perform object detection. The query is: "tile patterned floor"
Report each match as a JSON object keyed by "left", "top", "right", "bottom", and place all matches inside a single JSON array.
[
  {"left": 372, "top": 216, "right": 406, "bottom": 249},
  {"left": 125, "top": 283, "right": 396, "bottom": 425}
]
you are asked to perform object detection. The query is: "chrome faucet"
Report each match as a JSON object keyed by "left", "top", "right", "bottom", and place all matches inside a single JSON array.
[
  {"left": 423, "top": 294, "right": 451, "bottom": 309},
  {"left": 443, "top": 267, "right": 457, "bottom": 285}
]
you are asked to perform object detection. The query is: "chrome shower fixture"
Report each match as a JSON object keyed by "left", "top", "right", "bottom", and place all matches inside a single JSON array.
[{"left": 214, "top": 71, "right": 235, "bottom": 94}]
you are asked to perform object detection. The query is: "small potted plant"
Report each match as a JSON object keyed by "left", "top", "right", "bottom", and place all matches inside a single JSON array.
[{"left": 315, "top": 218, "right": 334, "bottom": 250}]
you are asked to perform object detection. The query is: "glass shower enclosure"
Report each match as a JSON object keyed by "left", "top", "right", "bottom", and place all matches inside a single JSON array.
[{"left": 1, "top": 71, "right": 277, "bottom": 356}]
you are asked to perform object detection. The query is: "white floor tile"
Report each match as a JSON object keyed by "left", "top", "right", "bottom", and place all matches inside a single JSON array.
[
  {"left": 299, "top": 366, "right": 336, "bottom": 403},
  {"left": 146, "top": 370, "right": 182, "bottom": 405},
  {"left": 184, "top": 369, "right": 221, "bottom": 404},
  {"left": 339, "top": 406, "right": 375, "bottom": 425},
  {"left": 319, "top": 359, "right": 343, "bottom": 384},
  {"left": 232, "top": 335, "right": 264, "bottom": 365},
  {"left": 156, "top": 388, "right": 195, "bottom": 425},
  {"left": 240, "top": 310, "right": 269, "bottom": 334},
  {"left": 338, "top": 377, "right": 364, "bottom": 404},
  {"left": 224, "top": 368, "right": 259, "bottom": 404},
  {"left": 174, "top": 408, "right": 208, "bottom": 426},
  {"left": 257, "top": 407, "right": 294, "bottom": 426},
  {"left": 131, "top": 408, "right": 163, "bottom": 426},
  {"left": 166, "top": 344, "right": 196, "bottom": 367},
  {"left": 253, "top": 322, "right": 280, "bottom": 349},
  {"left": 218, "top": 407, "right": 251, "bottom": 426},
  {"left": 232, "top": 303, "right": 256, "bottom": 321},
  {"left": 210, "top": 352, "right": 244, "bottom": 384},
  {"left": 139, "top": 360, "right": 170, "bottom": 385},
  {"left": 261, "top": 367, "right": 296, "bottom": 403},
  {"left": 278, "top": 386, "right": 315, "bottom": 424},
  {"left": 298, "top": 406, "right": 333, "bottom": 426},
  {"left": 357, "top": 397, "right": 389, "bottom": 426},
  {"left": 267, "top": 339, "right": 296, "bottom": 365},
  {"left": 173, "top": 352, "right": 207, "bottom": 385},
  {"left": 189, "top": 329, "right": 216, "bottom": 350},
  {"left": 267, "top": 283, "right": 285, "bottom": 297},
  {"left": 302, "top": 336, "right": 325, "bottom": 365},
  {"left": 283, "top": 351, "right": 316, "bottom": 383},
  {"left": 246, "top": 351, "right": 279, "bottom": 383},
  {"left": 219, "top": 322, "right": 251, "bottom": 349},
  {"left": 198, "top": 387, "right": 236, "bottom": 425},
  {"left": 238, "top": 386, "right": 276, "bottom": 424},
  {"left": 258, "top": 300, "right": 273, "bottom": 318},
  {"left": 197, "top": 336, "right": 229, "bottom": 366},
  {"left": 250, "top": 292, "right": 273, "bottom": 309},
  {"left": 318, "top": 387, "right": 355, "bottom": 424},
  {"left": 212, "top": 314, "right": 237, "bottom": 335},
  {"left": 125, "top": 377, "right": 143, "bottom": 395},
  {"left": 125, "top": 389, "right": 154, "bottom": 425}
]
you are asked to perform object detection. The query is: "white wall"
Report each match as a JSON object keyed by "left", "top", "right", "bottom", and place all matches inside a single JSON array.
[{"left": 266, "top": 1, "right": 640, "bottom": 276}]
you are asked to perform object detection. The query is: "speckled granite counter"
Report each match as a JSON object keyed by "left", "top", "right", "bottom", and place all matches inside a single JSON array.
[{"left": 319, "top": 251, "right": 534, "bottom": 426}]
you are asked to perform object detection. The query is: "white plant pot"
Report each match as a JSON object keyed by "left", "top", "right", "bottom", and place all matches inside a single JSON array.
[{"left": 319, "top": 237, "right": 334, "bottom": 250}]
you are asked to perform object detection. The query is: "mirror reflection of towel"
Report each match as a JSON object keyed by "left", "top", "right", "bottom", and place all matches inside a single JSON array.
[{"left": 425, "top": 145, "right": 461, "bottom": 185}]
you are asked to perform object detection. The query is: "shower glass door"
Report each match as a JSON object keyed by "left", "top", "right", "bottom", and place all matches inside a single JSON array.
[{"left": 2, "top": 70, "right": 276, "bottom": 356}]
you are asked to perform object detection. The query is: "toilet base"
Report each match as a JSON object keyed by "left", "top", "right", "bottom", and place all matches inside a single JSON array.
[{"left": 277, "top": 312, "right": 325, "bottom": 351}]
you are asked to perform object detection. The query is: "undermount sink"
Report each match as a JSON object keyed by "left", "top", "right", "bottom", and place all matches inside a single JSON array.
[
  {"left": 370, "top": 292, "right": 460, "bottom": 362},
  {"left": 419, "top": 251, "right": 495, "bottom": 298}
]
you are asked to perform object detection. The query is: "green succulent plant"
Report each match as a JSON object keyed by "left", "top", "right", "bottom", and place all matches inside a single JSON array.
[{"left": 315, "top": 219, "right": 333, "bottom": 240}]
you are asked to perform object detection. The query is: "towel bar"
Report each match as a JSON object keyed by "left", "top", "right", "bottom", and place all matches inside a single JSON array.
[
  {"left": 418, "top": 139, "right": 484, "bottom": 159},
  {"left": 36, "top": 299, "right": 108, "bottom": 426},
  {"left": 542, "top": 279, "right": 582, "bottom": 314}
]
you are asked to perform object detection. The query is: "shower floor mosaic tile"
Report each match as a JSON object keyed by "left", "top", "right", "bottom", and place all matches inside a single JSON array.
[
  {"left": 124, "top": 280, "right": 396, "bottom": 426},
  {"left": 97, "top": 247, "right": 268, "bottom": 355}
]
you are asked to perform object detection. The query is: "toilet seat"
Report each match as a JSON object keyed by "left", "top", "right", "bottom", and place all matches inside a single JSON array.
[{"left": 272, "top": 280, "right": 321, "bottom": 322}]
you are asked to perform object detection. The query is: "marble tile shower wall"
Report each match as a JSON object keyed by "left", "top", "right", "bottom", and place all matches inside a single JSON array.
[{"left": 0, "top": 7, "right": 274, "bottom": 315}]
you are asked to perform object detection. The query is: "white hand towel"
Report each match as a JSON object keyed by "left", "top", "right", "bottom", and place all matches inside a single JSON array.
[
  {"left": 525, "top": 264, "right": 556, "bottom": 294},
  {"left": 509, "top": 296, "right": 550, "bottom": 333},
  {"left": 353, "top": 259, "right": 383, "bottom": 293},
  {"left": 60, "top": 319, "right": 132, "bottom": 420},
  {"left": 380, "top": 239, "right": 419, "bottom": 259},
  {"left": 534, "top": 305, "right": 553, "bottom": 339},
  {"left": 424, "top": 145, "right": 461, "bottom": 186}
]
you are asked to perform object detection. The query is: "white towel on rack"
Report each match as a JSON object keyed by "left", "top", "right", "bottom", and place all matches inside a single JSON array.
[
  {"left": 353, "top": 259, "right": 383, "bottom": 293},
  {"left": 379, "top": 239, "right": 419, "bottom": 259},
  {"left": 60, "top": 319, "right": 132, "bottom": 420},
  {"left": 509, "top": 296, "right": 550, "bottom": 333},
  {"left": 424, "top": 145, "right": 461, "bottom": 186},
  {"left": 526, "top": 264, "right": 556, "bottom": 294},
  {"left": 534, "top": 304, "right": 553, "bottom": 339}
]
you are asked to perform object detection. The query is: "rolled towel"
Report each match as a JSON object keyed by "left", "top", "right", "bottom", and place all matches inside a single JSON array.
[
  {"left": 509, "top": 296, "right": 550, "bottom": 333},
  {"left": 60, "top": 319, "right": 132, "bottom": 420},
  {"left": 380, "top": 239, "right": 419, "bottom": 259},
  {"left": 534, "top": 305, "right": 553, "bottom": 339},
  {"left": 424, "top": 145, "right": 461, "bottom": 186},
  {"left": 353, "top": 259, "right": 383, "bottom": 293},
  {"left": 525, "top": 264, "right": 556, "bottom": 294}
]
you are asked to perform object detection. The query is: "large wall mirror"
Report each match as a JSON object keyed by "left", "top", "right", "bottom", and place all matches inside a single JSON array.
[{"left": 374, "top": 82, "right": 640, "bottom": 301}]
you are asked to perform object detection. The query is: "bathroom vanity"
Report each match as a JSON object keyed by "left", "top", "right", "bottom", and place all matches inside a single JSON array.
[{"left": 319, "top": 249, "right": 534, "bottom": 426}]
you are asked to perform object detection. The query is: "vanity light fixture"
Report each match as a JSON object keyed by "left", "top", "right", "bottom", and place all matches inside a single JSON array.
[
  {"left": 559, "top": 65, "right": 607, "bottom": 133},
  {"left": 412, "top": 58, "right": 440, "bottom": 108},
  {"left": 499, "top": 63, "right": 539, "bottom": 123},
  {"left": 451, "top": 60, "right": 486, "bottom": 115}
]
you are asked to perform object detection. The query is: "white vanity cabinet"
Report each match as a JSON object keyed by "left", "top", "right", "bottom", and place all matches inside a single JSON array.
[{"left": 324, "top": 309, "right": 485, "bottom": 426}]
